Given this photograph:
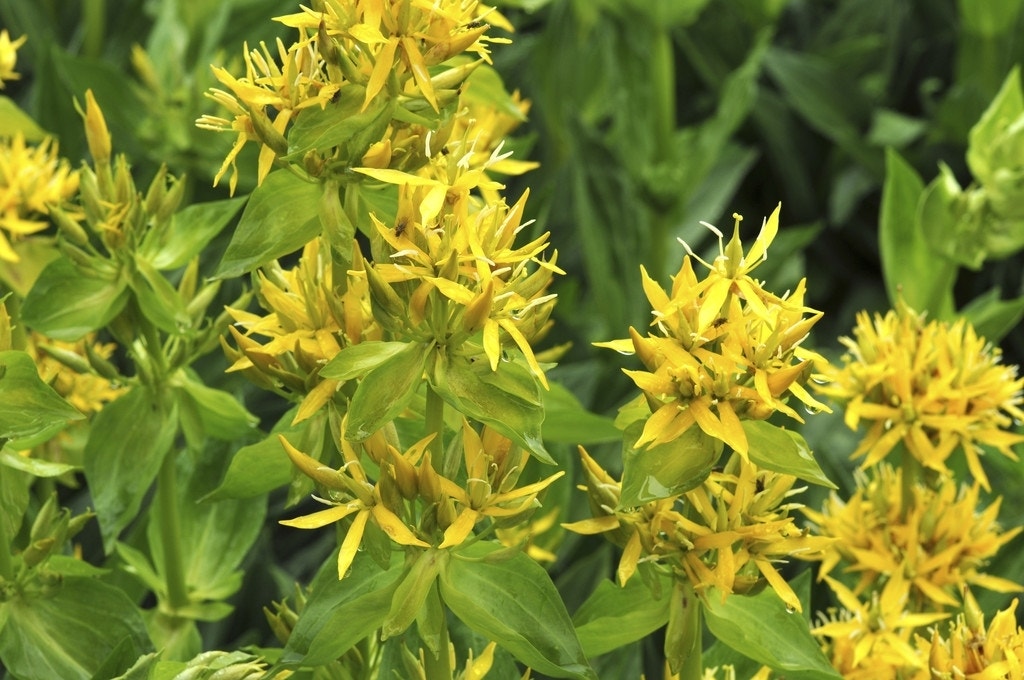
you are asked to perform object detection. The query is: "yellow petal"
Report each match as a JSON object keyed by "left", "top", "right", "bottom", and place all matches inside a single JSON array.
[
  {"left": 439, "top": 507, "right": 480, "bottom": 549},
  {"left": 371, "top": 504, "right": 430, "bottom": 547},
  {"left": 337, "top": 509, "right": 370, "bottom": 578},
  {"left": 617, "top": 531, "right": 642, "bottom": 586},
  {"left": 280, "top": 503, "right": 357, "bottom": 529}
]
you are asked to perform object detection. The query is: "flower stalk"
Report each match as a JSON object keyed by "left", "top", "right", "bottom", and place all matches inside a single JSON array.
[{"left": 157, "top": 449, "right": 189, "bottom": 611}]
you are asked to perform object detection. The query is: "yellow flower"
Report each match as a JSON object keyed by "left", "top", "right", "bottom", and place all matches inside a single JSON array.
[
  {"left": 598, "top": 206, "right": 829, "bottom": 458},
  {"left": 224, "top": 236, "right": 381, "bottom": 422},
  {"left": 0, "top": 134, "right": 80, "bottom": 262},
  {"left": 0, "top": 30, "right": 27, "bottom": 87},
  {"left": 804, "top": 463, "right": 1021, "bottom": 612},
  {"left": 437, "top": 420, "right": 563, "bottom": 548},
  {"left": 564, "top": 448, "right": 830, "bottom": 612},
  {"left": 278, "top": 433, "right": 431, "bottom": 579},
  {"left": 920, "top": 594, "right": 1024, "bottom": 680},
  {"left": 28, "top": 333, "right": 126, "bottom": 417},
  {"left": 815, "top": 302, "right": 1024, "bottom": 489},
  {"left": 813, "top": 571, "right": 948, "bottom": 677}
]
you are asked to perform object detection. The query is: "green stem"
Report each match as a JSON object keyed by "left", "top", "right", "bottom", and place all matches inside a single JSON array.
[
  {"left": 82, "top": 0, "right": 106, "bottom": 59},
  {"left": 425, "top": 383, "right": 445, "bottom": 474},
  {"left": 0, "top": 497, "right": 13, "bottom": 581},
  {"left": 647, "top": 22, "right": 676, "bottom": 283},
  {"left": 157, "top": 452, "right": 189, "bottom": 611},
  {"left": 421, "top": 587, "right": 452, "bottom": 680},
  {"left": 678, "top": 582, "right": 702, "bottom": 680}
]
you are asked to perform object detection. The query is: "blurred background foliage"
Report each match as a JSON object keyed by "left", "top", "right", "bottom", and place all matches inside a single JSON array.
[{"left": 3, "top": 0, "right": 1024, "bottom": 674}]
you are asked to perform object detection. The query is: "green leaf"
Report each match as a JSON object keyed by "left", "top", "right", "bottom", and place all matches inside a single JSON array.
[
  {"left": 619, "top": 422, "right": 721, "bottom": 507},
  {"left": 130, "top": 257, "right": 191, "bottom": 334},
  {"left": 381, "top": 549, "right": 444, "bottom": 640},
  {"left": 742, "top": 421, "right": 836, "bottom": 489},
  {"left": 962, "top": 289, "right": 1024, "bottom": 342},
  {"left": 0, "top": 450, "right": 77, "bottom": 477},
  {"left": 703, "top": 583, "right": 840, "bottom": 680},
  {"left": 542, "top": 382, "right": 620, "bottom": 445},
  {"left": 205, "top": 407, "right": 325, "bottom": 501},
  {"left": 140, "top": 196, "right": 247, "bottom": 270},
  {"left": 0, "top": 463, "right": 31, "bottom": 549},
  {"left": 215, "top": 170, "right": 321, "bottom": 278},
  {"left": 0, "top": 96, "right": 47, "bottom": 141},
  {"left": 572, "top": 576, "right": 671, "bottom": 657},
  {"left": 282, "top": 551, "right": 404, "bottom": 666},
  {"left": 879, "top": 148, "right": 955, "bottom": 314},
  {"left": 174, "top": 372, "right": 258, "bottom": 442},
  {"left": 439, "top": 543, "right": 596, "bottom": 680},
  {"left": 285, "top": 87, "right": 393, "bottom": 160},
  {"left": 430, "top": 352, "right": 553, "bottom": 464},
  {"left": 21, "top": 257, "right": 129, "bottom": 341},
  {"left": 83, "top": 387, "right": 177, "bottom": 553},
  {"left": 0, "top": 350, "right": 84, "bottom": 441},
  {"left": 0, "top": 577, "right": 151, "bottom": 680},
  {"left": 345, "top": 341, "right": 431, "bottom": 441},
  {"left": 319, "top": 340, "right": 415, "bottom": 381}
]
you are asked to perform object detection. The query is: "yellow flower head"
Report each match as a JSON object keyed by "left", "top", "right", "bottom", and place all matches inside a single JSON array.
[
  {"left": 920, "top": 594, "right": 1024, "bottom": 680},
  {"left": 815, "top": 302, "right": 1024, "bottom": 489},
  {"left": 813, "top": 570, "right": 948, "bottom": 677},
  {"left": 224, "top": 236, "right": 381, "bottom": 422},
  {"left": 564, "top": 448, "right": 830, "bottom": 612},
  {"left": 0, "top": 134, "right": 80, "bottom": 262},
  {"left": 28, "top": 333, "right": 126, "bottom": 417},
  {"left": 0, "top": 30, "right": 27, "bottom": 87},
  {"left": 360, "top": 179, "right": 560, "bottom": 387},
  {"left": 804, "top": 463, "right": 1021, "bottom": 611},
  {"left": 598, "top": 205, "right": 829, "bottom": 458}
]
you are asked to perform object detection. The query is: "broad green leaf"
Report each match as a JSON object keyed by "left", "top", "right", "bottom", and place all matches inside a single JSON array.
[
  {"left": 0, "top": 577, "right": 151, "bottom": 680},
  {"left": 0, "top": 236, "right": 60, "bottom": 298},
  {"left": 542, "top": 382, "right": 620, "bottom": 445},
  {"left": 381, "top": 549, "right": 444, "bottom": 640},
  {"left": 174, "top": 372, "right": 258, "bottom": 441},
  {"left": 215, "top": 169, "right": 321, "bottom": 278},
  {"left": 140, "top": 197, "right": 247, "bottom": 270},
  {"left": 959, "top": 0, "right": 1024, "bottom": 37},
  {"left": 619, "top": 422, "right": 721, "bottom": 507},
  {"left": 461, "top": 62, "right": 529, "bottom": 122},
  {"left": 867, "top": 108, "right": 927, "bottom": 148},
  {"left": 879, "top": 148, "right": 955, "bottom": 315},
  {"left": 319, "top": 340, "right": 415, "bottom": 381},
  {"left": 0, "top": 463, "right": 31, "bottom": 548},
  {"left": 430, "top": 352, "right": 553, "bottom": 464},
  {"left": 205, "top": 407, "right": 325, "bottom": 501},
  {"left": 439, "top": 543, "right": 596, "bottom": 680},
  {"left": 962, "top": 288, "right": 1024, "bottom": 342},
  {"left": 743, "top": 421, "right": 836, "bottom": 489},
  {"left": 345, "top": 341, "right": 431, "bottom": 441},
  {"left": 21, "top": 257, "right": 129, "bottom": 341},
  {"left": 703, "top": 583, "right": 840, "bottom": 680},
  {"left": 285, "top": 87, "right": 392, "bottom": 161},
  {"left": 0, "top": 350, "right": 84, "bottom": 441},
  {"left": 572, "top": 576, "right": 670, "bottom": 657},
  {"left": 130, "top": 257, "right": 191, "bottom": 334},
  {"left": 0, "top": 96, "right": 46, "bottom": 141},
  {"left": 0, "top": 450, "right": 77, "bottom": 477},
  {"left": 282, "top": 551, "right": 404, "bottom": 667},
  {"left": 83, "top": 387, "right": 178, "bottom": 553}
]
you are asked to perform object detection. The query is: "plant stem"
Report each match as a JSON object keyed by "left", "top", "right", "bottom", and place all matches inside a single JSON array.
[
  {"left": 678, "top": 580, "right": 702, "bottom": 680},
  {"left": 82, "top": 0, "right": 106, "bottom": 60},
  {"left": 0, "top": 499, "right": 13, "bottom": 581},
  {"left": 157, "top": 452, "right": 189, "bottom": 611},
  {"left": 425, "top": 383, "right": 445, "bottom": 474},
  {"left": 647, "top": 21, "right": 676, "bottom": 283},
  {"left": 422, "top": 586, "right": 452, "bottom": 680}
]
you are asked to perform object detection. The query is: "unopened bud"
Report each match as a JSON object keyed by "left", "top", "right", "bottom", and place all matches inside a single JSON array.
[
  {"left": 462, "top": 279, "right": 494, "bottom": 333},
  {"left": 250, "top": 107, "right": 289, "bottom": 157},
  {"left": 144, "top": 165, "right": 169, "bottom": 217},
  {"left": 278, "top": 435, "right": 349, "bottom": 491},
  {"left": 428, "top": 60, "right": 482, "bottom": 91},
  {"left": 364, "top": 263, "right": 407, "bottom": 319},
  {"left": 50, "top": 206, "right": 90, "bottom": 246},
  {"left": 79, "top": 90, "right": 111, "bottom": 166},
  {"left": 21, "top": 538, "right": 56, "bottom": 568}
]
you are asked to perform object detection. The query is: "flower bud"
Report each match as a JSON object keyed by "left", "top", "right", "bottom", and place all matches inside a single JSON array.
[{"left": 80, "top": 90, "right": 111, "bottom": 166}]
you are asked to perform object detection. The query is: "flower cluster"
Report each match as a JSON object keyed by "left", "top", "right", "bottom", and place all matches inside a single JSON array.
[
  {"left": 919, "top": 593, "right": 1024, "bottom": 680},
  {"left": 566, "top": 447, "right": 829, "bottom": 612},
  {"left": 814, "top": 302, "right": 1024, "bottom": 489},
  {"left": 0, "top": 134, "right": 80, "bottom": 262},
  {"left": 805, "top": 464, "right": 1020, "bottom": 611},
  {"left": 598, "top": 206, "right": 829, "bottom": 457}
]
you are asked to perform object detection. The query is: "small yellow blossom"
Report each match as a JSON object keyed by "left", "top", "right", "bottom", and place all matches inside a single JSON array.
[
  {"left": 919, "top": 594, "right": 1024, "bottom": 680},
  {"left": 598, "top": 206, "right": 829, "bottom": 458},
  {"left": 0, "top": 134, "right": 80, "bottom": 262},
  {"left": 0, "top": 30, "right": 27, "bottom": 87},
  {"left": 814, "top": 302, "right": 1024, "bottom": 489},
  {"left": 804, "top": 463, "right": 1021, "bottom": 611},
  {"left": 564, "top": 448, "right": 830, "bottom": 612},
  {"left": 224, "top": 236, "right": 380, "bottom": 422},
  {"left": 28, "top": 333, "right": 126, "bottom": 417},
  {"left": 814, "top": 571, "right": 948, "bottom": 678}
]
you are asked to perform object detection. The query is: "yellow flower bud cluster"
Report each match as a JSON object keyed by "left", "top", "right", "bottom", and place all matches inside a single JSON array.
[
  {"left": 814, "top": 301, "right": 1024, "bottom": 489},
  {"left": 599, "top": 205, "right": 829, "bottom": 458},
  {"left": 919, "top": 591, "right": 1024, "bottom": 680},
  {"left": 0, "top": 134, "right": 80, "bottom": 262},
  {"left": 565, "top": 448, "right": 830, "bottom": 613},
  {"left": 224, "top": 237, "right": 381, "bottom": 423}
]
